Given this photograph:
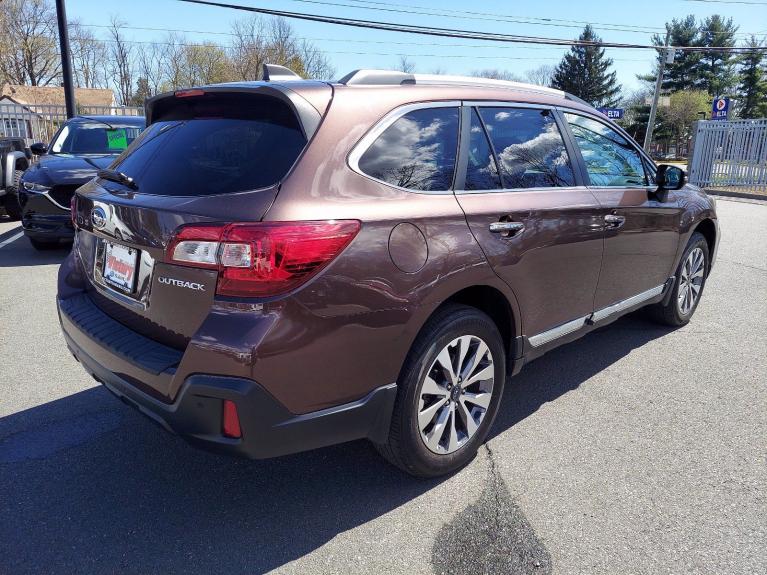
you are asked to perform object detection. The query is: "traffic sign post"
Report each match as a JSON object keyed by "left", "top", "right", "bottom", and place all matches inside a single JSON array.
[{"left": 712, "top": 98, "right": 730, "bottom": 121}]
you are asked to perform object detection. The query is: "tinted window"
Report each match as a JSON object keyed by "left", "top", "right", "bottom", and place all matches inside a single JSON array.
[
  {"left": 51, "top": 123, "right": 142, "bottom": 154},
  {"left": 479, "top": 107, "right": 575, "bottom": 189},
  {"left": 111, "top": 95, "right": 306, "bottom": 196},
  {"left": 465, "top": 108, "right": 502, "bottom": 191},
  {"left": 358, "top": 107, "right": 459, "bottom": 191},
  {"left": 564, "top": 113, "right": 647, "bottom": 187}
]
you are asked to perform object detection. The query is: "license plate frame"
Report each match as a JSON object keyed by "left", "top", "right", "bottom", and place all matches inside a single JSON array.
[{"left": 102, "top": 241, "right": 139, "bottom": 294}]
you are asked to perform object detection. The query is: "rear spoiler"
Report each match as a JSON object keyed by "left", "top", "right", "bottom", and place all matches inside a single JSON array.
[{"left": 144, "top": 81, "right": 323, "bottom": 140}]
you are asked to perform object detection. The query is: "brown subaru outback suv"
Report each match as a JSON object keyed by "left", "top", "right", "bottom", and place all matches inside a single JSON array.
[{"left": 58, "top": 66, "right": 718, "bottom": 477}]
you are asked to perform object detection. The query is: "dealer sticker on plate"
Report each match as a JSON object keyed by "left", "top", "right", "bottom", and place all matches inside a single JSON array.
[{"left": 103, "top": 242, "right": 138, "bottom": 292}]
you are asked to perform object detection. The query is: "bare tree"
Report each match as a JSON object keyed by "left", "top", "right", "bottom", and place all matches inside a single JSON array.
[
  {"left": 179, "top": 43, "right": 233, "bottom": 86},
  {"left": 470, "top": 69, "right": 523, "bottom": 81},
  {"left": 523, "top": 64, "right": 556, "bottom": 87},
  {"left": 229, "top": 16, "right": 268, "bottom": 81},
  {"left": 398, "top": 56, "right": 416, "bottom": 73},
  {"left": 107, "top": 17, "right": 135, "bottom": 105},
  {"left": 69, "top": 20, "right": 108, "bottom": 88},
  {"left": 0, "top": 0, "right": 61, "bottom": 86},
  {"left": 135, "top": 41, "right": 167, "bottom": 96},
  {"left": 299, "top": 40, "right": 335, "bottom": 79}
]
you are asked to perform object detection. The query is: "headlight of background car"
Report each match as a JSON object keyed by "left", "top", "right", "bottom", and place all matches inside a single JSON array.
[{"left": 22, "top": 181, "right": 51, "bottom": 193}]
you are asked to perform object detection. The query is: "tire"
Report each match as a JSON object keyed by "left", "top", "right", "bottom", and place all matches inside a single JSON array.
[
  {"left": 29, "top": 237, "right": 59, "bottom": 251},
  {"left": 3, "top": 170, "right": 24, "bottom": 220},
  {"left": 648, "top": 232, "right": 710, "bottom": 327},
  {"left": 376, "top": 304, "right": 506, "bottom": 477}
]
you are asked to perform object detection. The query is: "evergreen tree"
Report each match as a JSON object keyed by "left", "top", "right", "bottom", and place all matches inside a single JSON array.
[
  {"left": 640, "top": 15, "right": 702, "bottom": 93},
  {"left": 698, "top": 15, "right": 739, "bottom": 96},
  {"left": 551, "top": 25, "right": 621, "bottom": 107},
  {"left": 737, "top": 36, "right": 767, "bottom": 119}
]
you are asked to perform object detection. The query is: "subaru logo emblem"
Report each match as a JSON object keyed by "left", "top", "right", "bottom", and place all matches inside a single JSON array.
[{"left": 91, "top": 206, "right": 107, "bottom": 229}]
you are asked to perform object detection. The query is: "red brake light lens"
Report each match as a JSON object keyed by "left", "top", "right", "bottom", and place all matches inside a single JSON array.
[
  {"left": 174, "top": 89, "right": 205, "bottom": 98},
  {"left": 166, "top": 220, "right": 360, "bottom": 297},
  {"left": 222, "top": 399, "right": 241, "bottom": 438}
]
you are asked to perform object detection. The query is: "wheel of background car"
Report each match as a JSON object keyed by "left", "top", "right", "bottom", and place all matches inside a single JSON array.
[
  {"left": 2, "top": 170, "right": 24, "bottom": 221},
  {"left": 648, "top": 232, "right": 709, "bottom": 327},
  {"left": 375, "top": 304, "right": 506, "bottom": 477}
]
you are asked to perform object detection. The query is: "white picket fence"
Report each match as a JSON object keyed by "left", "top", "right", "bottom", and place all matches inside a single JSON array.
[
  {"left": 0, "top": 103, "right": 144, "bottom": 146},
  {"left": 688, "top": 118, "right": 767, "bottom": 193}
]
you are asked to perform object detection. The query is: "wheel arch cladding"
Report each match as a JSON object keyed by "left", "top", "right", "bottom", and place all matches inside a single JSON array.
[
  {"left": 440, "top": 285, "right": 515, "bottom": 362},
  {"left": 694, "top": 218, "right": 717, "bottom": 262}
]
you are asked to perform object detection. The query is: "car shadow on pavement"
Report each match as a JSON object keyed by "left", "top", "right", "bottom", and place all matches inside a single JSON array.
[
  {"left": 0, "top": 230, "right": 71, "bottom": 267},
  {"left": 490, "top": 312, "right": 675, "bottom": 439},
  {"left": 0, "top": 313, "right": 672, "bottom": 574}
]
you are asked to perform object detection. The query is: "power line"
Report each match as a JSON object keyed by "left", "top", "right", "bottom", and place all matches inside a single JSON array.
[{"left": 175, "top": 0, "right": 767, "bottom": 51}]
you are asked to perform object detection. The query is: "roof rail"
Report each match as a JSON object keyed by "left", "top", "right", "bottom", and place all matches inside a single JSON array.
[
  {"left": 337, "top": 69, "right": 592, "bottom": 107},
  {"left": 262, "top": 63, "right": 302, "bottom": 82}
]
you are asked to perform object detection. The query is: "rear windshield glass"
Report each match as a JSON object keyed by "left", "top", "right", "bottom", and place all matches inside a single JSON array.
[{"left": 110, "top": 94, "right": 306, "bottom": 196}]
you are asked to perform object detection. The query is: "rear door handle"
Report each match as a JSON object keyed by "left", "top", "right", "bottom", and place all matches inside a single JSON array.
[
  {"left": 489, "top": 221, "right": 525, "bottom": 237},
  {"left": 604, "top": 214, "right": 626, "bottom": 228}
]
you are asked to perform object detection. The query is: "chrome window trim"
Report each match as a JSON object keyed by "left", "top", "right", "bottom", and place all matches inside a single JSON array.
[
  {"left": 461, "top": 101, "right": 555, "bottom": 111},
  {"left": 347, "top": 100, "right": 462, "bottom": 195},
  {"left": 591, "top": 284, "right": 665, "bottom": 323},
  {"left": 455, "top": 185, "right": 591, "bottom": 195},
  {"left": 529, "top": 316, "right": 589, "bottom": 348}
]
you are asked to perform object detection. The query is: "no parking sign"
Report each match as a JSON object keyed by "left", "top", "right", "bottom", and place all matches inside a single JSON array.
[{"left": 712, "top": 97, "right": 729, "bottom": 121}]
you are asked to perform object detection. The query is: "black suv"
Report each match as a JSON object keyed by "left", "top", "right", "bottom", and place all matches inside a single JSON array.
[{"left": 19, "top": 115, "right": 144, "bottom": 249}]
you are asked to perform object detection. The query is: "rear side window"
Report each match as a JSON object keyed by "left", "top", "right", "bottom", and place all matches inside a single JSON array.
[
  {"left": 357, "top": 107, "right": 459, "bottom": 191},
  {"left": 564, "top": 113, "right": 647, "bottom": 187},
  {"left": 111, "top": 94, "right": 306, "bottom": 196},
  {"left": 479, "top": 107, "right": 575, "bottom": 189},
  {"left": 465, "top": 108, "right": 502, "bottom": 191}
]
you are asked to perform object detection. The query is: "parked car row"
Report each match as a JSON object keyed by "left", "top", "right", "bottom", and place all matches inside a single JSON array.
[
  {"left": 56, "top": 65, "right": 718, "bottom": 477},
  {"left": 2, "top": 115, "right": 146, "bottom": 250}
]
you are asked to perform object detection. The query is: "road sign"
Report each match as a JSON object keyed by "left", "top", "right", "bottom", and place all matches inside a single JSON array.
[
  {"left": 598, "top": 108, "right": 624, "bottom": 120},
  {"left": 712, "top": 97, "right": 730, "bottom": 121}
]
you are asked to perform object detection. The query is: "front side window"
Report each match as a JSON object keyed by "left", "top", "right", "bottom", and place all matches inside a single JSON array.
[
  {"left": 478, "top": 107, "right": 575, "bottom": 189},
  {"left": 358, "top": 107, "right": 459, "bottom": 191},
  {"left": 564, "top": 113, "right": 647, "bottom": 187}
]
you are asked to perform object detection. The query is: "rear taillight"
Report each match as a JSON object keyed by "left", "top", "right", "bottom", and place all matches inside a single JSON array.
[
  {"left": 70, "top": 195, "right": 77, "bottom": 227},
  {"left": 167, "top": 220, "right": 360, "bottom": 297}
]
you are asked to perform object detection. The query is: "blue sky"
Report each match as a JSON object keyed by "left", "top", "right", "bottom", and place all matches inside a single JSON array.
[{"left": 67, "top": 0, "right": 767, "bottom": 93}]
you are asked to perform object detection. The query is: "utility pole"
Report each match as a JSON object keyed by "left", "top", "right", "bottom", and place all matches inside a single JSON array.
[
  {"left": 643, "top": 31, "right": 672, "bottom": 153},
  {"left": 55, "top": 0, "right": 76, "bottom": 119}
]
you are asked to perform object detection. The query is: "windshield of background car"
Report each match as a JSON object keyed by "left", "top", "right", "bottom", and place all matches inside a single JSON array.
[{"left": 50, "top": 122, "right": 143, "bottom": 155}]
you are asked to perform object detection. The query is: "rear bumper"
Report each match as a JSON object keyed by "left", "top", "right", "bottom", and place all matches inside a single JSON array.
[{"left": 58, "top": 293, "right": 396, "bottom": 459}]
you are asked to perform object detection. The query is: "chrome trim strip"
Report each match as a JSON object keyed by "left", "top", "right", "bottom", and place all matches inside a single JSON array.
[
  {"left": 461, "top": 100, "right": 555, "bottom": 110},
  {"left": 591, "top": 284, "right": 665, "bottom": 323},
  {"left": 347, "top": 100, "right": 461, "bottom": 195},
  {"left": 528, "top": 316, "right": 589, "bottom": 348},
  {"left": 43, "top": 191, "right": 71, "bottom": 211}
]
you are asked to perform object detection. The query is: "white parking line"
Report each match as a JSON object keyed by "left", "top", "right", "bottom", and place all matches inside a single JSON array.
[{"left": 0, "top": 231, "right": 24, "bottom": 249}]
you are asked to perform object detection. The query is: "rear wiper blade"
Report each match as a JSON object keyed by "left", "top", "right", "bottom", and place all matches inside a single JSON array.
[{"left": 97, "top": 169, "right": 138, "bottom": 190}]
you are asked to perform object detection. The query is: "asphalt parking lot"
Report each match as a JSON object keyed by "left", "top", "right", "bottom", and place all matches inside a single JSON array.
[{"left": 0, "top": 197, "right": 765, "bottom": 575}]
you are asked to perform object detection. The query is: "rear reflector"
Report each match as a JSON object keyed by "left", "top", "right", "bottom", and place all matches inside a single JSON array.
[
  {"left": 222, "top": 399, "right": 242, "bottom": 438},
  {"left": 167, "top": 220, "right": 360, "bottom": 297}
]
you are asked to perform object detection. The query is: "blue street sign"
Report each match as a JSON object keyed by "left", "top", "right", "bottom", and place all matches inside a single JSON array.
[
  {"left": 598, "top": 108, "right": 624, "bottom": 120},
  {"left": 712, "top": 97, "right": 729, "bottom": 121}
]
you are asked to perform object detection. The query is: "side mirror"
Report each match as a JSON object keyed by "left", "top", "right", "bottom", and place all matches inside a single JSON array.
[
  {"left": 656, "top": 164, "right": 685, "bottom": 191},
  {"left": 30, "top": 143, "right": 48, "bottom": 156}
]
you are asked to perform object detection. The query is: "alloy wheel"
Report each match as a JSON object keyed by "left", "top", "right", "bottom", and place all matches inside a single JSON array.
[
  {"left": 678, "top": 247, "right": 705, "bottom": 315},
  {"left": 417, "top": 335, "right": 495, "bottom": 454}
]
